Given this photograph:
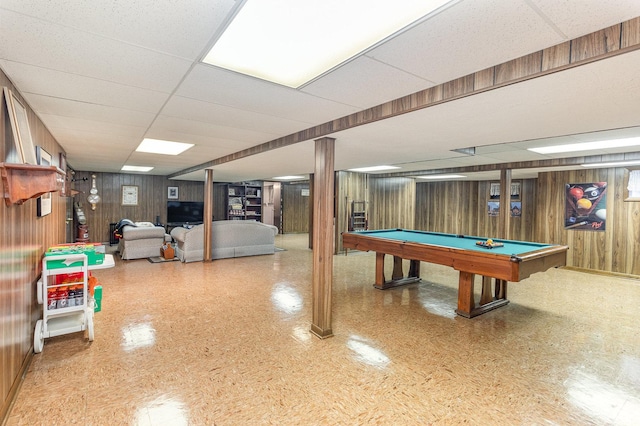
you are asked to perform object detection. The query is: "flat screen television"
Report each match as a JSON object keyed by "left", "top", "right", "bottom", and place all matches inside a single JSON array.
[{"left": 167, "top": 201, "right": 205, "bottom": 226}]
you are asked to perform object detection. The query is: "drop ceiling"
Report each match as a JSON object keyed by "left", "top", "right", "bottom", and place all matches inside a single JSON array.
[{"left": 1, "top": 0, "right": 640, "bottom": 183}]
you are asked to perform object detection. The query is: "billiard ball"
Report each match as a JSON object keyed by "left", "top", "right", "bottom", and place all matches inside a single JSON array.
[
  {"left": 595, "top": 209, "right": 606, "bottom": 220},
  {"left": 569, "top": 187, "right": 584, "bottom": 200},
  {"left": 576, "top": 198, "right": 592, "bottom": 210},
  {"left": 584, "top": 186, "right": 600, "bottom": 200}
]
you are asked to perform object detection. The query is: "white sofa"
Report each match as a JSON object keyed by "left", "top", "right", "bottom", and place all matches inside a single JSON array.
[
  {"left": 170, "top": 220, "right": 279, "bottom": 263},
  {"left": 118, "top": 222, "right": 170, "bottom": 260}
]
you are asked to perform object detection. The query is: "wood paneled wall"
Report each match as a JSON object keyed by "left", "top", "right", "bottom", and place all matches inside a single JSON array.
[
  {"left": 282, "top": 182, "right": 310, "bottom": 233},
  {"left": 71, "top": 171, "right": 205, "bottom": 243},
  {"left": 536, "top": 168, "right": 640, "bottom": 275},
  {"left": 335, "top": 171, "right": 369, "bottom": 252},
  {"left": 1, "top": 72, "right": 67, "bottom": 421},
  {"left": 335, "top": 173, "right": 415, "bottom": 253},
  {"left": 415, "top": 180, "right": 480, "bottom": 234},
  {"left": 213, "top": 183, "right": 227, "bottom": 221},
  {"left": 415, "top": 179, "right": 536, "bottom": 242},
  {"left": 368, "top": 177, "right": 416, "bottom": 231}
]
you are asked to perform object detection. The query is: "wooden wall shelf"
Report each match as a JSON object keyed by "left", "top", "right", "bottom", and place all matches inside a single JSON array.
[{"left": 1, "top": 163, "right": 65, "bottom": 206}]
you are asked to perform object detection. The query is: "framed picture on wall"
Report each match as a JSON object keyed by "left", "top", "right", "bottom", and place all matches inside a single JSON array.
[
  {"left": 121, "top": 185, "right": 139, "bottom": 206},
  {"left": 4, "top": 87, "right": 37, "bottom": 164},
  {"left": 36, "top": 146, "right": 52, "bottom": 217},
  {"left": 487, "top": 201, "right": 499, "bottom": 216},
  {"left": 565, "top": 182, "right": 607, "bottom": 231},
  {"left": 510, "top": 201, "right": 522, "bottom": 217},
  {"left": 168, "top": 186, "right": 178, "bottom": 200}
]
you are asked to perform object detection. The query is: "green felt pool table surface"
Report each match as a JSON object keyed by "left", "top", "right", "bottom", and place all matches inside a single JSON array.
[{"left": 354, "top": 229, "right": 553, "bottom": 257}]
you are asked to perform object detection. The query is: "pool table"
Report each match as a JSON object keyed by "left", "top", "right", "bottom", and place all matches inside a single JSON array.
[{"left": 342, "top": 229, "right": 568, "bottom": 318}]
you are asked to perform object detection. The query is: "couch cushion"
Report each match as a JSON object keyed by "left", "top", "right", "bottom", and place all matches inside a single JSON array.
[{"left": 122, "top": 225, "right": 166, "bottom": 241}]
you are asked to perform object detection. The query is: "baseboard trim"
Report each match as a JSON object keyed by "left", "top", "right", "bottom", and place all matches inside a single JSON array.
[{"left": 1, "top": 347, "right": 33, "bottom": 425}]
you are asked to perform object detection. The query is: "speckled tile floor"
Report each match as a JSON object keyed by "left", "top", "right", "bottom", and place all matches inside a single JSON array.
[{"left": 6, "top": 233, "right": 640, "bottom": 425}]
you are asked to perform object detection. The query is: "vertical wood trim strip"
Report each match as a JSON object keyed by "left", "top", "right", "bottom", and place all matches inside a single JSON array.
[
  {"left": 310, "top": 137, "right": 335, "bottom": 338},
  {"left": 203, "top": 169, "right": 213, "bottom": 262},
  {"left": 308, "top": 176, "right": 314, "bottom": 248},
  {"left": 499, "top": 169, "right": 512, "bottom": 239}
]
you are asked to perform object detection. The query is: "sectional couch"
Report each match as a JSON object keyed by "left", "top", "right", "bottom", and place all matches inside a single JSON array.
[{"left": 169, "top": 220, "right": 279, "bottom": 263}]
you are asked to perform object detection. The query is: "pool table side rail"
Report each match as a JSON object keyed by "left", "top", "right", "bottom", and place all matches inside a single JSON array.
[
  {"left": 342, "top": 232, "right": 568, "bottom": 282},
  {"left": 516, "top": 247, "right": 568, "bottom": 280}
]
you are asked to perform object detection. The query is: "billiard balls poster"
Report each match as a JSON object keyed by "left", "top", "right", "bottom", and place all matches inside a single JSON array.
[{"left": 565, "top": 182, "right": 607, "bottom": 231}]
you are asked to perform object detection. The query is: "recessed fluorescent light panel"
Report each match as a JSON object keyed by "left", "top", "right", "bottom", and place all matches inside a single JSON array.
[
  {"left": 416, "top": 174, "right": 466, "bottom": 179},
  {"left": 203, "top": 0, "right": 453, "bottom": 88},
  {"left": 121, "top": 165, "right": 154, "bottom": 172},
  {"left": 528, "top": 137, "right": 640, "bottom": 154},
  {"left": 348, "top": 165, "right": 400, "bottom": 173},
  {"left": 136, "top": 139, "right": 194, "bottom": 155},
  {"left": 582, "top": 160, "right": 640, "bottom": 168},
  {"left": 272, "top": 175, "right": 306, "bottom": 180}
]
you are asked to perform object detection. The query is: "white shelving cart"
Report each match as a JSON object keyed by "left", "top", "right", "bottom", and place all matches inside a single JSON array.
[{"left": 34, "top": 253, "right": 113, "bottom": 353}]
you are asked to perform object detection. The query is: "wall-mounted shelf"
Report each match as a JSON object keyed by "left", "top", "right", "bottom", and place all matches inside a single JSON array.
[
  {"left": 350, "top": 200, "right": 367, "bottom": 231},
  {"left": 1, "top": 163, "right": 65, "bottom": 206}
]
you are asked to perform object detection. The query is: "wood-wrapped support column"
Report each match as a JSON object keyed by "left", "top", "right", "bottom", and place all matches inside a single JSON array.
[{"left": 310, "top": 137, "right": 335, "bottom": 339}]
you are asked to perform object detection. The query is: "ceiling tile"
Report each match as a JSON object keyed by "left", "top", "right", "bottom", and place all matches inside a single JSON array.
[
  {"left": 0, "top": 9, "right": 192, "bottom": 91},
  {"left": 176, "top": 64, "right": 361, "bottom": 124},
  {"left": 148, "top": 115, "right": 276, "bottom": 145},
  {"left": 302, "top": 56, "right": 436, "bottom": 109},
  {"left": 531, "top": 0, "right": 640, "bottom": 38},
  {"left": 368, "top": 0, "right": 564, "bottom": 83},
  {"left": 161, "top": 96, "right": 309, "bottom": 136},
  {"left": 27, "top": 96, "right": 155, "bottom": 127},
  {"left": 0, "top": 61, "right": 170, "bottom": 113},
  {"left": 0, "top": 0, "right": 238, "bottom": 60}
]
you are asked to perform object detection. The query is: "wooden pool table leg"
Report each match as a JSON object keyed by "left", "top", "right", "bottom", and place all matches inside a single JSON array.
[
  {"left": 456, "top": 271, "right": 476, "bottom": 317},
  {"left": 457, "top": 273, "right": 510, "bottom": 318},
  {"left": 375, "top": 252, "right": 386, "bottom": 287},
  {"left": 373, "top": 253, "right": 421, "bottom": 290},
  {"left": 408, "top": 260, "right": 420, "bottom": 279},
  {"left": 392, "top": 256, "right": 404, "bottom": 280}
]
